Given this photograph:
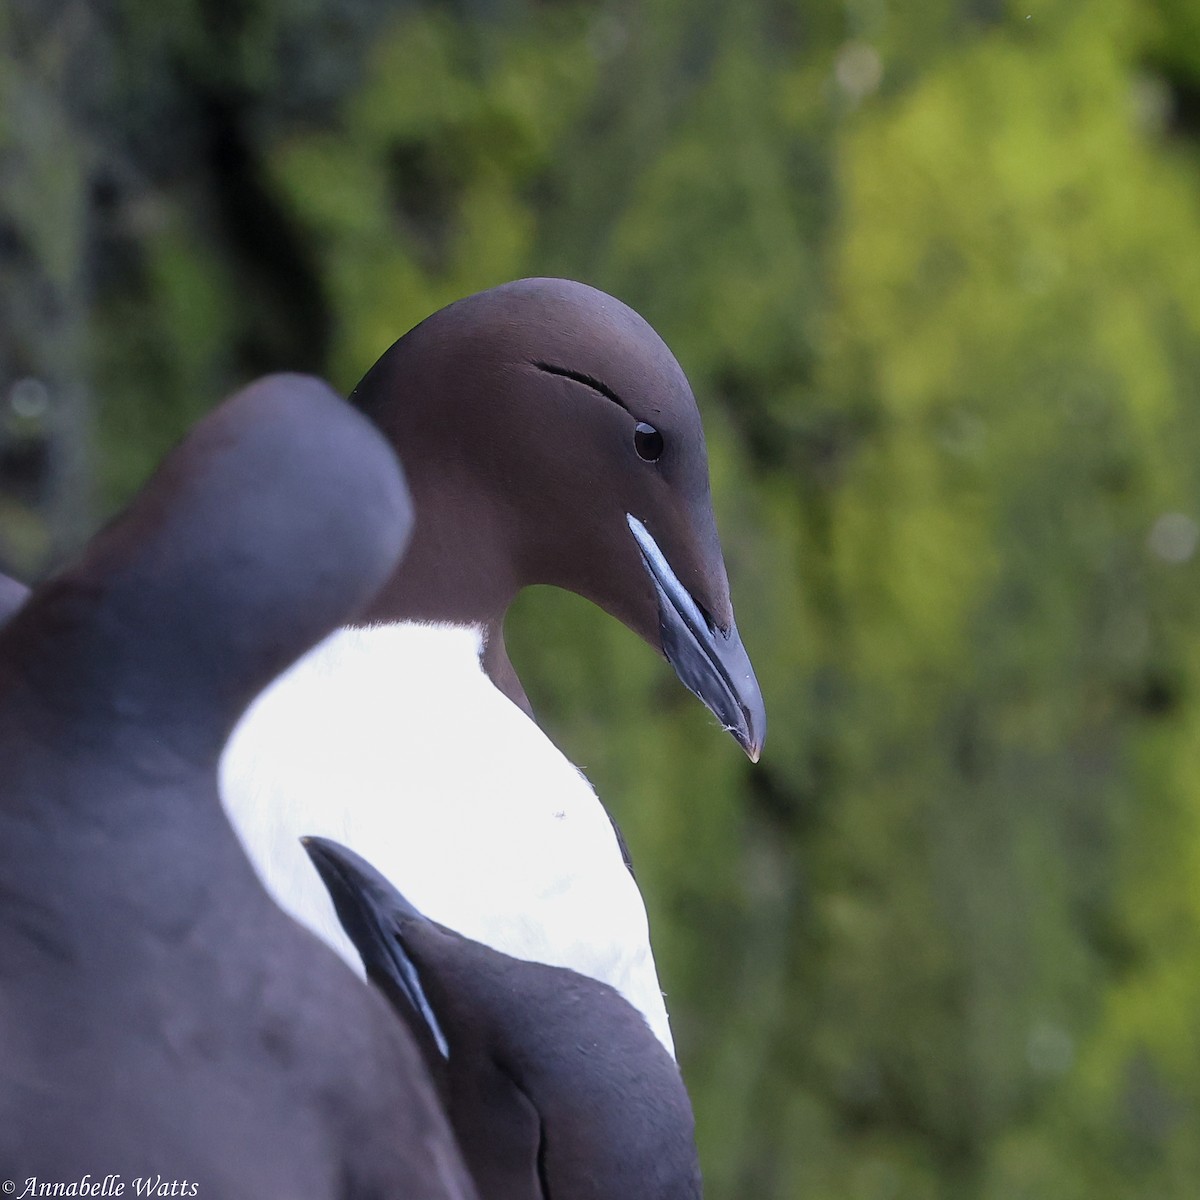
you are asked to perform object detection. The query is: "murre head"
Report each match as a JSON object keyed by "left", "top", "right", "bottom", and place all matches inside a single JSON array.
[
  {"left": 0, "top": 379, "right": 478, "bottom": 1198},
  {"left": 304, "top": 835, "right": 704, "bottom": 1200},
  {"left": 0, "top": 374, "right": 414, "bottom": 766},
  {"left": 351, "top": 277, "right": 765, "bottom": 760}
]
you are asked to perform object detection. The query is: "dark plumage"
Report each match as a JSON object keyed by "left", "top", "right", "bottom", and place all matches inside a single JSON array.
[
  {"left": 220, "top": 278, "right": 767, "bottom": 1052},
  {"left": 352, "top": 277, "right": 765, "bottom": 756},
  {"left": 0, "top": 571, "right": 27, "bottom": 625},
  {"left": 0, "top": 375, "right": 476, "bottom": 1198},
  {"left": 305, "top": 836, "right": 704, "bottom": 1200}
]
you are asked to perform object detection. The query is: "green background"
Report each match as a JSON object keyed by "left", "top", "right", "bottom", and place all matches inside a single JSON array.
[{"left": 4, "top": 0, "right": 1200, "bottom": 1194}]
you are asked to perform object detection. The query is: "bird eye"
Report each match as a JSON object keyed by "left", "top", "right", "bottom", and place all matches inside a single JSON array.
[{"left": 634, "top": 422, "right": 663, "bottom": 462}]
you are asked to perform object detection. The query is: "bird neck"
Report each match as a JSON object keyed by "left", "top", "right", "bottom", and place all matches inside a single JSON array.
[
  {"left": 354, "top": 468, "right": 531, "bottom": 712},
  {"left": 360, "top": 530, "right": 517, "bottom": 630},
  {"left": 480, "top": 619, "right": 532, "bottom": 717}
]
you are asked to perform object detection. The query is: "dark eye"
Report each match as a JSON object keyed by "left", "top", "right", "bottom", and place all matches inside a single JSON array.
[{"left": 634, "top": 422, "right": 663, "bottom": 462}]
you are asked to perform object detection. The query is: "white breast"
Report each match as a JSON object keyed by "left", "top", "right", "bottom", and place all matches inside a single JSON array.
[{"left": 218, "top": 623, "right": 674, "bottom": 1056}]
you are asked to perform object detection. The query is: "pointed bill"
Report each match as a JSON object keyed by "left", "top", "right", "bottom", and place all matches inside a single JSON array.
[{"left": 627, "top": 515, "right": 766, "bottom": 762}]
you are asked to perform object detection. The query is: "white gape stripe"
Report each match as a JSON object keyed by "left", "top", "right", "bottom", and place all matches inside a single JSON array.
[{"left": 219, "top": 622, "right": 675, "bottom": 1058}]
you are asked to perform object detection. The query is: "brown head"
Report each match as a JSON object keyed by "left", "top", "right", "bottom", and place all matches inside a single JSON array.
[{"left": 352, "top": 278, "right": 764, "bottom": 760}]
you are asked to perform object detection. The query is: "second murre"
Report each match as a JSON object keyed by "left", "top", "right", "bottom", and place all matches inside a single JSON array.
[{"left": 220, "top": 278, "right": 766, "bottom": 1057}]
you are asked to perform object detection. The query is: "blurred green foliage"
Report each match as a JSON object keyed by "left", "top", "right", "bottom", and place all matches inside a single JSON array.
[{"left": 5, "top": 0, "right": 1200, "bottom": 1195}]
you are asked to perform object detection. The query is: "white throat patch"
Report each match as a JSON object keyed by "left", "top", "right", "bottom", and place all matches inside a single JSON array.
[{"left": 218, "top": 622, "right": 675, "bottom": 1057}]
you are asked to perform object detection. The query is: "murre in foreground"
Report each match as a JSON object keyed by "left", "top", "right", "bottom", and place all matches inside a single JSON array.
[
  {"left": 304, "top": 836, "right": 703, "bottom": 1200},
  {"left": 220, "top": 278, "right": 766, "bottom": 1057},
  {"left": 0, "top": 375, "right": 476, "bottom": 1198}
]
